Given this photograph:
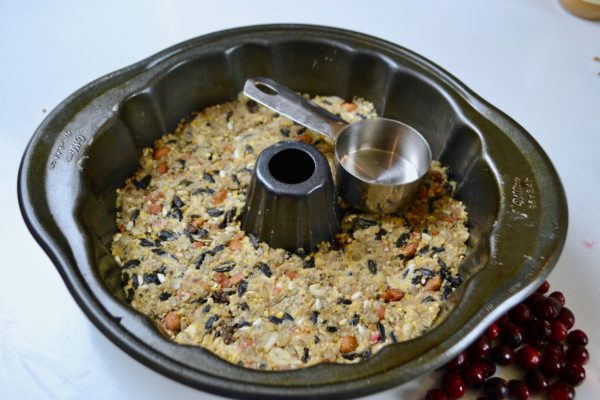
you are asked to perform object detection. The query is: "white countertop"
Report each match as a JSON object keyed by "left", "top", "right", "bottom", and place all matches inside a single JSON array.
[{"left": 1, "top": 1, "right": 599, "bottom": 399}]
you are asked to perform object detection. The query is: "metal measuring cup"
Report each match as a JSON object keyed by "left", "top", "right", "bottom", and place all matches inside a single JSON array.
[{"left": 243, "top": 77, "right": 432, "bottom": 214}]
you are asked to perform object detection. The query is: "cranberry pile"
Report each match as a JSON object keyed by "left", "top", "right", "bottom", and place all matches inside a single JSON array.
[{"left": 425, "top": 281, "right": 589, "bottom": 400}]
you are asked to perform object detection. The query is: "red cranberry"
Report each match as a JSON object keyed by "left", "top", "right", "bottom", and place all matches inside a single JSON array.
[
  {"left": 548, "top": 321, "right": 568, "bottom": 343},
  {"left": 567, "top": 329, "right": 588, "bottom": 346},
  {"left": 526, "top": 318, "right": 551, "bottom": 342},
  {"left": 524, "top": 370, "right": 548, "bottom": 393},
  {"left": 483, "top": 377, "right": 509, "bottom": 399},
  {"left": 509, "top": 303, "right": 532, "bottom": 324},
  {"left": 549, "top": 291, "right": 566, "bottom": 306},
  {"left": 560, "top": 362, "right": 586, "bottom": 386},
  {"left": 536, "top": 280, "right": 550, "bottom": 294},
  {"left": 469, "top": 335, "right": 491, "bottom": 359},
  {"left": 486, "top": 323, "right": 500, "bottom": 340},
  {"left": 496, "top": 313, "right": 510, "bottom": 325},
  {"left": 565, "top": 345, "right": 589, "bottom": 365},
  {"left": 556, "top": 307, "right": 575, "bottom": 330},
  {"left": 442, "top": 371, "right": 465, "bottom": 399},
  {"left": 546, "top": 381, "right": 575, "bottom": 400},
  {"left": 501, "top": 323, "right": 524, "bottom": 347},
  {"left": 508, "top": 379, "right": 530, "bottom": 400},
  {"left": 462, "top": 362, "right": 486, "bottom": 388},
  {"left": 491, "top": 344, "right": 515, "bottom": 365},
  {"left": 540, "top": 353, "right": 564, "bottom": 377},
  {"left": 524, "top": 292, "right": 545, "bottom": 307},
  {"left": 478, "top": 359, "right": 497, "bottom": 378},
  {"left": 516, "top": 346, "right": 541, "bottom": 369},
  {"left": 444, "top": 351, "right": 467, "bottom": 370},
  {"left": 545, "top": 343, "right": 565, "bottom": 357},
  {"left": 533, "top": 297, "right": 562, "bottom": 320},
  {"left": 425, "top": 388, "right": 448, "bottom": 400}
]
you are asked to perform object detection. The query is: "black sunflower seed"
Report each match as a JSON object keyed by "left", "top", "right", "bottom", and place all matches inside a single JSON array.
[
  {"left": 375, "top": 228, "right": 388, "bottom": 240},
  {"left": 211, "top": 291, "right": 229, "bottom": 304},
  {"left": 158, "top": 230, "right": 176, "bottom": 241},
  {"left": 437, "top": 258, "right": 447, "bottom": 269},
  {"left": 159, "top": 292, "right": 171, "bottom": 301},
  {"left": 133, "top": 175, "right": 151, "bottom": 190},
  {"left": 302, "top": 347, "right": 310, "bottom": 363},
  {"left": 395, "top": 232, "right": 410, "bottom": 248},
  {"left": 203, "top": 171, "right": 215, "bottom": 183},
  {"left": 390, "top": 331, "right": 398, "bottom": 343},
  {"left": 415, "top": 268, "right": 434, "bottom": 278},
  {"left": 231, "top": 174, "right": 240, "bottom": 186},
  {"left": 430, "top": 246, "right": 445, "bottom": 255},
  {"left": 268, "top": 315, "right": 283, "bottom": 325},
  {"left": 195, "top": 252, "right": 207, "bottom": 269},
  {"left": 237, "top": 280, "right": 248, "bottom": 297},
  {"left": 240, "top": 302, "right": 249, "bottom": 311},
  {"left": 140, "top": 238, "right": 154, "bottom": 247},
  {"left": 342, "top": 353, "right": 360, "bottom": 361},
  {"left": 172, "top": 196, "right": 184, "bottom": 209},
  {"left": 337, "top": 298, "right": 352, "bottom": 305},
  {"left": 350, "top": 314, "right": 360, "bottom": 326},
  {"left": 303, "top": 257, "right": 315, "bottom": 269},
  {"left": 132, "top": 274, "right": 139, "bottom": 289},
  {"left": 143, "top": 273, "right": 161, "bottom": 285},
  {"left": 170, "top": 208, "right": 183, "bottom": 221},
  {"left": 213, "top": 262, "right": 235, "bottom": 273},
  {"left": 418, "top": 245, "right": 430, "bottom": 255},
  {"left": 280, "top": 128, "right": 290, "bottom": 137},
  {"left": 196, "top": 228, "right": 209, "bottom": 239},
  {"left": 122, "top": 259, "right": 141, "bottom": 269},
  {"left": 205, "top": 314, "right": 219, "bottom": 330},
  {"left": 283, "top": 312, "right": 294, "bottom": 322},
  {"left": 130, "top": 209, "right": 140, "bottom": 222},
  {"left": 353, "top": 217, "right": 378, "bottom": 230},
  {"left": 257, "top": 262, "right": 272, "bottom": 278},
  {"left": 203, "top": 305, "right": 211, "bottom": 313},
  {"left": 218, "top": 208, "right": 237, "bottom": 229},
  {"left": 209, "top": 244, "right": 226, "bottom": 256},
  {"left": 326, "top": 326, "right": 338, "bottom": 333},
  {"left": 245, "top": 144, "right": 254, "bottom": 153},
  {"left": 310, "top": 311, "right": 319, "bottom": 325},
  {"left": 367, "top": 259, "right": 377, "bottom": 275},
  {"left": 207, "top": 208, "right": 223, "bottom": 217},
  {"left": 376, "top": 322, "right": 386, "bottom": 342}
]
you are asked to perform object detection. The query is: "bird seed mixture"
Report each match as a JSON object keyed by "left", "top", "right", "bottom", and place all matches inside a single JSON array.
[{"left": 111, "top": 93, "right": 469, "bottom": 370}]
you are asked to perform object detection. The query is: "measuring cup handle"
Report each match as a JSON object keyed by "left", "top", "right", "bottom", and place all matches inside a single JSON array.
[{"left": 243, "top": 77, "right": 347, "bottom": 141}]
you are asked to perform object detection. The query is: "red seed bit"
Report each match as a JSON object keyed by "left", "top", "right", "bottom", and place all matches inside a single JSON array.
[
  {"left": 508, "top": 379, "right": 531, "bottom": 400},
  {"left": 516, "top": 345, "right": 541, "bottom": 370},
  {"left": 565, "top": 345, "right": 589, "bottom": 365},
  {"left": 442, "top": 371, "right": 466, "bottom": 399},
  {"left": 561, "top": 362, "right": 586, "bottom": 386},
  {"left": 567, "top": 329, "right": 588, "bottom": 346},
  {"left": 536, "top": 280, "right": 550, "bottom": 294},
  {"left": 425, "top": 388, "right": 448, "bottom": 400},
  {"left": 546, "top": 381, "right": 575, "bottom": 400}
]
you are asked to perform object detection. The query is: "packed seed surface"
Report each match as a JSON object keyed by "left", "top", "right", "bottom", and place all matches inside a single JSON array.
[{"left": 111, "top": 94, "right": 469, "bottom": 370}]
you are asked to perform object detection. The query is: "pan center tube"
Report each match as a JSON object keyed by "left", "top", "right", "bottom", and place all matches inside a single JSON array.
[{"left": 241, "top": 141, "right": 340, "bottom": 252}]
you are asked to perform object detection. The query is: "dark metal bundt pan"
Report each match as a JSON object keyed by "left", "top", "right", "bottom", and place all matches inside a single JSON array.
[{"left": 18, "top": 25, "right": 567, "bottom": 399}]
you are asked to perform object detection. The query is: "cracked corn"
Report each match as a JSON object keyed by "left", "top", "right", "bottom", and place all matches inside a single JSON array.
[{"left": 111, "top": 93, "right": 469, "bottom": 370}]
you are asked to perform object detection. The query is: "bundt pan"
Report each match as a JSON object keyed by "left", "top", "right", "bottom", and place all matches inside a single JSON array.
[{"left": 18, "top": 25, "right": 567, "bottom": 399}]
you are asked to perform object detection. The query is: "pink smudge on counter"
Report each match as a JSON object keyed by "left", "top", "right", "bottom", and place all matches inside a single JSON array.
[{"left": 582, "top": 240, "right": 594, "bottom": 249}]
